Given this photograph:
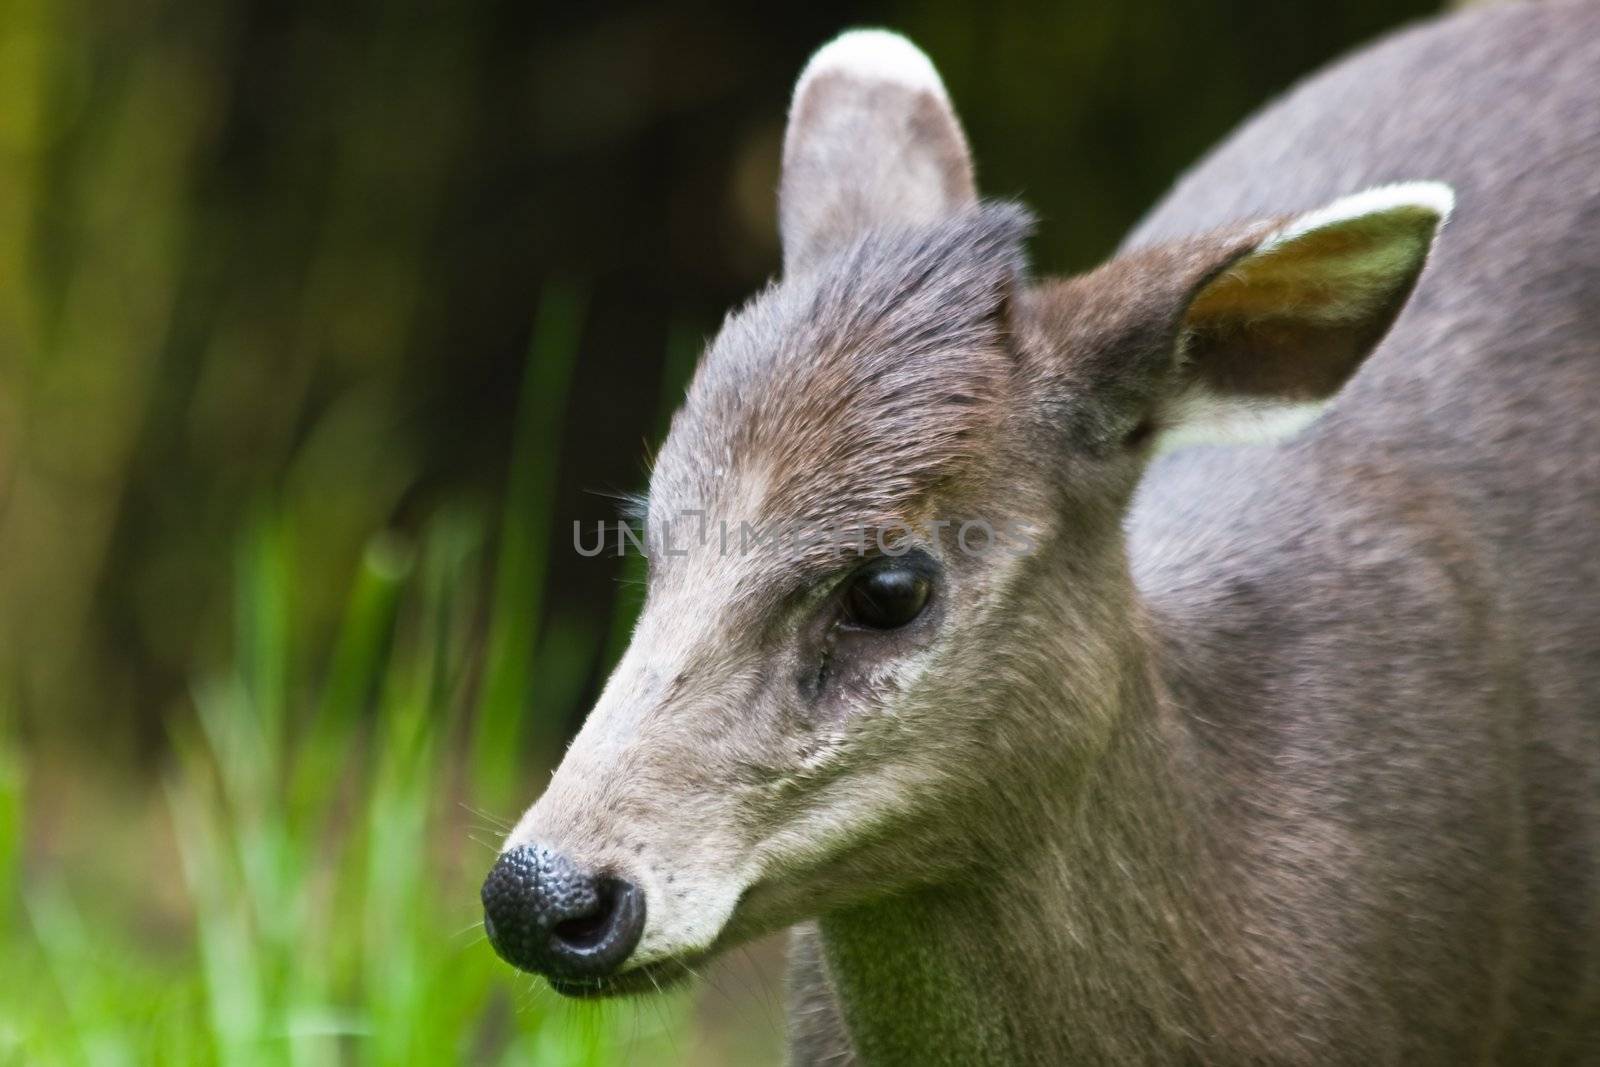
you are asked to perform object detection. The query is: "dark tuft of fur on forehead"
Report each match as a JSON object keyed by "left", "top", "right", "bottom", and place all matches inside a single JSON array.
[{"left": 653, "top": 202, "right": 1034, "bottom": 534}]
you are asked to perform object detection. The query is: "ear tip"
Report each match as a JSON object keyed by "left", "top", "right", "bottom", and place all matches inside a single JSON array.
[
  {"left": 794, "top": 29, "right": 948, "bottom": 104},
  {"left": 1324, "top": 180, "right": 1458, "bottom": 228},
  {"left": 1262, "top": 180, "right": 1457, "bottom": 252},
  {"left": 1377, "top": 180, "right": 1457, "bottom": 224}
]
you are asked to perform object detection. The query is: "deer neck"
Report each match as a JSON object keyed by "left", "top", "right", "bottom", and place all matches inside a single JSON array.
[{"left": 816, "top": 605, "right": 1260, "bottom": 1065}]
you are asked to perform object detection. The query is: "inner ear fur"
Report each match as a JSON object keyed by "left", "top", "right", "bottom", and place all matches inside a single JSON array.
[
  {"left": 1181, "top": 199, "right": 1445, "bottom": 402},
  {"left": 1029, "top": 183, "right": 1451, "bottom": 452}
]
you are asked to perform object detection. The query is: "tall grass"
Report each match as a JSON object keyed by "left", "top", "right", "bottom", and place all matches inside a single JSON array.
[{"left": 0, "top": 296, "right": 728, "bottom": 1064}]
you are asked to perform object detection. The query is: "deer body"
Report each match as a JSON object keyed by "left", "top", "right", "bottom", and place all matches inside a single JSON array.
[{"left": 483, "top": 5, "right": 1600, "bottom": 1064}]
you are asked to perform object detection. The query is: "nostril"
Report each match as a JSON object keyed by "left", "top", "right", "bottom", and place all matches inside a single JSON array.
[
  {"left": 546, "top": 877, "right": 645, "bottom": 978},
  {"left": 550, "top": 877, "right": 621, "bottom": 951}
]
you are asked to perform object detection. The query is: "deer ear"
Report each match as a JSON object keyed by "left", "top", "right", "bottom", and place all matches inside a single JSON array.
[
  {"left": 1151, "top": 182, "right": 1454, "bottom": 452},
  {"left": 779, "top": 30, "right": 977, "bottom": 276}
]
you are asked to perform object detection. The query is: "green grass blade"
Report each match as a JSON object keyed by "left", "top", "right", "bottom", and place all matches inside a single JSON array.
[
  {"left": 234, "top": 508, "right": 293, "bottom": 780},
  {"left": 0, "top": 710, "right": 19, "bottom": 910},
  {"left": 473, "top": 283, "right": 586, "bottom": 800}
]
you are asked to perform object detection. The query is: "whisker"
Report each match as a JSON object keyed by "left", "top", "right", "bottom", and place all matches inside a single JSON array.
[
  {"left": 740, "top": 944, "right": 784, "bottom": 1037},
  {"left": 680, "top": 958, "right": 756, "bottom": 1038},
  {"left": 466, "top": 832, "right": 501, "bottom": 853},
  {"left": 625, "top": 996, "right": 642, "bottom": 1063},
  {"left": 643, "top": 970, "right": 682, "bottom": 1061},
  {"left": 585, "top": 485, "right": 650, "bottom": 524},
  {"left": 458, "top": 801, "right": 515, "bottom": 831}
]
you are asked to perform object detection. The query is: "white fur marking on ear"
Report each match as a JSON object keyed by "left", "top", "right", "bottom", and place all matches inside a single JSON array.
[
  {"left": 1154, "top": 392, "right": 1329, "bottom": 455},
  {"left": 1257, "top": 181, "right": 1456, "bottom": 254},
  {"left": 793, "top": 29, "right": 950, "bottom": 106}
]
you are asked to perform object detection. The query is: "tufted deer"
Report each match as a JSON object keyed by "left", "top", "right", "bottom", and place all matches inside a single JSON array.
[{"left": 482, "top": 4, "right": 1600, "bottom": 1063}]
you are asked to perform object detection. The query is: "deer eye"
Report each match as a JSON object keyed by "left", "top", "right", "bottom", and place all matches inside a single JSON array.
[{"left": 843, "top": 560, "right": 932, "bottom": 630}]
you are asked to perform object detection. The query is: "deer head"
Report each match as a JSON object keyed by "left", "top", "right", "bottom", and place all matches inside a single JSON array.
[{"left": 481, "top": 29, "right": 1449, "bottom": 996}]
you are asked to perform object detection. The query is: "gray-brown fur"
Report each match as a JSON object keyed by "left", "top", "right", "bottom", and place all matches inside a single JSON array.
[
  {"left": 649, "top": 204, "right": 1032, "bottom": 571},
  {"left": 502, "top": 6, "right": 1600, "bottom": 1064}
]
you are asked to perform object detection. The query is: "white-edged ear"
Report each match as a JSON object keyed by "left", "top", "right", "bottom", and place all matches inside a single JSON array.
[
  {"left": 779, "top": 30, "right": 977, "bottom": 276},
  {"left": 1255, "top": 181, "right": 1454, "bottom": 256},
  {"left": 1151, "top": 181, "right": 1453, "bottom": 453}
]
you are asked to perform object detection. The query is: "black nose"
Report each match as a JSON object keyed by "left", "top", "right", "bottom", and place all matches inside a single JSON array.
[{"left": 480, "top": 845, "right": 645, "bottom": 980}]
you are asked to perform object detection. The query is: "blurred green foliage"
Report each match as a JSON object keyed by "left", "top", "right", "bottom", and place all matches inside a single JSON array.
[
  {"left": 0, "top": 330, "right": 744, "bottom": 1062},
  {"left": 0, "top": 0, "right": 1438, "bottom": 1060}
]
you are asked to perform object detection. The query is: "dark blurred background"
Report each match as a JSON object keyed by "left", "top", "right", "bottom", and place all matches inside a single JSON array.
[{"left": 1, "top": 0, "right": 1439, "bottom": 755}]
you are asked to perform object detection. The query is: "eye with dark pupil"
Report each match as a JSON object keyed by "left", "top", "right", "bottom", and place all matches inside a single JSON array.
[{"left": 844, "top": 565, "right": 931, "bottom": 630}]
